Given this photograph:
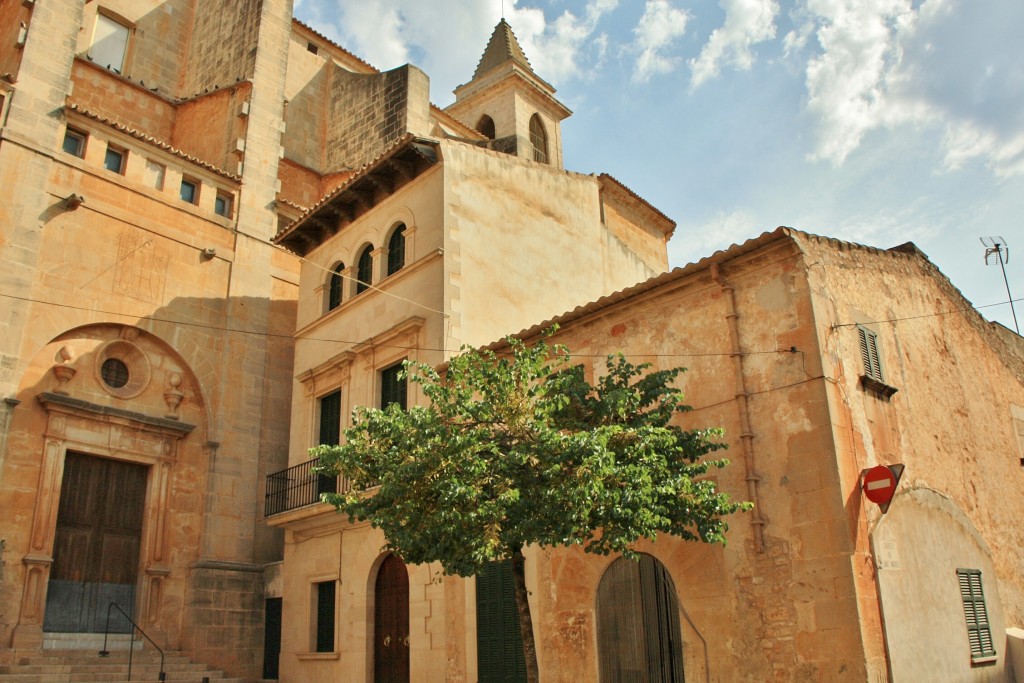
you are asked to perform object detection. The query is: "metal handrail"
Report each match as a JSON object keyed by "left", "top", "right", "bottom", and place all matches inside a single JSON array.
[{"left": 98, "top": 602, "right": 165, "bottom": 682}]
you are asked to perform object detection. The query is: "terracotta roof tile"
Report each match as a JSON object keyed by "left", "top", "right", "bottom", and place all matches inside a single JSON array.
[{"left": 66, "top": 104, "right": 241, "bottom": 181}]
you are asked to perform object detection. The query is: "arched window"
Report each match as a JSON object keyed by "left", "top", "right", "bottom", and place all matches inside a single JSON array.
[
  {"left": 596, "top": 554, "right": 684, "bottom": 682},
  {"left": 477, "top": 115, "right": 496, "bottom": 140},
  {"left": 356, "top": 245, "right": 373, "bottom": 294},
  {"left": 327, "top": 262, "right": 344, "bottom": 311},
  {"left": 374, "top": 554, "right": 410, "bottom": 681},
  {"left": 529, "top": 114, "right": 548, "bottom": 164},
  {"left": 387, "top": 224, "right": 406, "bottom": 276}
]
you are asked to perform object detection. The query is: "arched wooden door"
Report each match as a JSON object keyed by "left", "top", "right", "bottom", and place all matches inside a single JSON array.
[
  {"left": 596, "top": 554, "right": 685, "bottom": 683},
  {"left": 374, "top": 553, "right": 409, "bottom": 683}
]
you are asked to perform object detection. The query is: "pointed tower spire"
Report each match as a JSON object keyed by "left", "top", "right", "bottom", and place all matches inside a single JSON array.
[
  {"left": 446, "top": 20, "right": 572, "bottom": 169},
  {"left": 473, "top": 19, "right": 533, "bottom": 79}
]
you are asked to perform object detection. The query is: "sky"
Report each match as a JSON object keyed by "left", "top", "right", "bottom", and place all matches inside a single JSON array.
[{"left": 293, "top": 0, "right": 1024, "bottom": 332}]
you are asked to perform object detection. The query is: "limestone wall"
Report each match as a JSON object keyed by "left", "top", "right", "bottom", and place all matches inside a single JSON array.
[
  {"left": 183, "top": 0, "right": 263, "bottom": 94},
  {"left": 441, "top": 140, "right": 665, "bottom": 350},
  {"left": 77, "top": 0, "right": 192, "bottom": 97},
  {"left": 324, "top": 65, "right": 431, "bottom": 172}
]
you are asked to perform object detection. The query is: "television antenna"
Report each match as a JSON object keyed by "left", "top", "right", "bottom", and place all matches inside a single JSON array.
[{"left": 981, "top": 236, "right": 1019, "bottom": 334}]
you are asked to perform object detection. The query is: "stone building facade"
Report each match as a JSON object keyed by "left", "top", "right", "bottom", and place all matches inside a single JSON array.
[{"left": 2, "top": 2, "right": 1023, "bottom": 683}]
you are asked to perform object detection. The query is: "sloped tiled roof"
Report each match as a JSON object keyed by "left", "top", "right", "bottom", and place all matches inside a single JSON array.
[
  {"left": 474, "top": 19, "right": 534, "bottom": 79},
  {"left": 66, "top": 104, "right": 240, "bottom": 181}
]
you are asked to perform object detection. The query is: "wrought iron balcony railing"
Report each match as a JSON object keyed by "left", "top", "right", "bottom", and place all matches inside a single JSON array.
[{"left": 264, "top": 457, "right": 350, "bottom": 517}]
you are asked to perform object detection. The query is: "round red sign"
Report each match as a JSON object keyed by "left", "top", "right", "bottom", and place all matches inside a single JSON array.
[{"left": 862, "top": 465, "right": 897, "bottom": 505}]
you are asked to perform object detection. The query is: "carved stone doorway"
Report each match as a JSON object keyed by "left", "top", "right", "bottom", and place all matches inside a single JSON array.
[{"left": 42, "top": 452, "right": 148, "bottom": 633}]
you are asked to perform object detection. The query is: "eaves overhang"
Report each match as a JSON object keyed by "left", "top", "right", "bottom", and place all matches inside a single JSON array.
[{"left": 273, "top": 135, "right": 440, "bottom": 256}]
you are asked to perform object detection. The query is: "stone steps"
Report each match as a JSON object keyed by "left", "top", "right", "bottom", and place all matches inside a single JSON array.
[{"left": 0, "top": 649, "right": 264, "bottom": 683}]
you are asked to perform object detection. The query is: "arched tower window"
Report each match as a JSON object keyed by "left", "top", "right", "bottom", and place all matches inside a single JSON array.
[
  {"left": 477, "top": 115, "right": 496, "bottom": 140},
  {"left": 356, "top": 245, "right": 374, "bottom": 294},
  {"left": 387, "top": 224, "right": 406, "bottom": 276},
  {"left": 327, "top": 262, "right": 345, "bottom": 311},
  {"left": 529, "top": 114, "right": 548, "bottom": 164},
  {"left": 596, "top": 554, "right": 684, "bottom": 682}
]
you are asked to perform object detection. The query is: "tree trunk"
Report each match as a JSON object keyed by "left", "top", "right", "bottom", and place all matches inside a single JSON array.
[{"left": 510, "top": 546, "right": 540, "bottom": 683}]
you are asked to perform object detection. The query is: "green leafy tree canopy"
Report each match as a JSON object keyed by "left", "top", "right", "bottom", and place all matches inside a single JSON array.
[{"left": 313, "top": 333, "right": 749, "bottom": 576}]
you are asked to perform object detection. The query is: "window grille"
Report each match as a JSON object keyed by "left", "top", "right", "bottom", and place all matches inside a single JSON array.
[{"left": 957, "top": 569, "right": 996, "bottom": 662}]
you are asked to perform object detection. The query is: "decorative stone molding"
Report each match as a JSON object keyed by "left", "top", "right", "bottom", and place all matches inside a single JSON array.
[
  {"left": 50, "top": 345, "right": 77, "bottom": 395},
  {"left": 95, "top": 339, "right": 151, "bottom": 399}
]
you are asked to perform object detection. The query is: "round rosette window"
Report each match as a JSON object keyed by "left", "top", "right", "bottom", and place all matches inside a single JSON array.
[{"left": 95, "top": 340, "right": 151, "bottom": 398}]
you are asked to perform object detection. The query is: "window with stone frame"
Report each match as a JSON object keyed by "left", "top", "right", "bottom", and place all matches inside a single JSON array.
[
  {"left": 529, "top": 114, "right": 548, "bottom": 164},
  {"left": 327, "top": 263, "right": 345, "bottom": 312},
  {"left": 356, "top": 245, "right": 374, "bottom": 294},
  {"left": 380, "top": 363, "right": 407, "bottom": 410},
  {"left": 63, "top": 127, "right": 87, "bottom": 158},
  {"left": 387, "top": 224, "right": 406, "bottom": 276},
  {"left": 90, "top": 12, "right": 131, "bottom": 74},
  {"left": 312, "top": 579, "right": 336, "bottom": 653}
]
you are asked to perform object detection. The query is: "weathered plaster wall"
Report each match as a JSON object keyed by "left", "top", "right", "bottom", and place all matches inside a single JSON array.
[
  {"left": 525, "top": 237, "right": 873, "bottom": 682},
  {"left": 799, "top": 234, "right": 1024, "bottom": 678}
]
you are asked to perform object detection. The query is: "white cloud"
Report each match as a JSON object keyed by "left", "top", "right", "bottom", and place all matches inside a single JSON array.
[
  {"left": 632, "top": 0, "right": 691, "bottom": 83},
  {"left": 669, "top": 209, "right": 765, "bottom": 266},
  {"left": 794, "top": 0, "right": 1024, "bottom": 175},
  {"left": 297, "top": 1, "right": 617, "bottom": 102},
  {"left": 689, "top": 0, "right": 780, "bottom": 88}
]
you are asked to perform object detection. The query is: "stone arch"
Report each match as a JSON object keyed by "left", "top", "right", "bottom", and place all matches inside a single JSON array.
[
  {"left": 5, "top": 322, "right": 212, "bottom": 649},
  {"left": 872, "top": 487, "right": 1008, "bottom": 680}
]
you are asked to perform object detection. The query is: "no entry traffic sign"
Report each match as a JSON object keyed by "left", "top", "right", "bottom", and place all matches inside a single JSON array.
[{"left": 861, "top": 464, "right": 905, "bottom": 513}]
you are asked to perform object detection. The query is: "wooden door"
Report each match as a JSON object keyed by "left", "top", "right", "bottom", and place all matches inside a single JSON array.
[
  {"left": 374, "top": 553, "right": 409, "bottom": 683},
  {"left": 43, "top": 453, "right": 148, "bottom": 633},
  {"left": 596, "top": 554, "right": 685, "bottom": 683}
]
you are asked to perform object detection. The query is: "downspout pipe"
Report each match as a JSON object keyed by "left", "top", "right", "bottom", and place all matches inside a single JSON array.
[{"left": 710, "top": 264, "right": 766, "bottom": 552}]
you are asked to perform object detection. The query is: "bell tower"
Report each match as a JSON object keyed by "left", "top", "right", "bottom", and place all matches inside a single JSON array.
[{"left": 446, "top": 20, "right": 572, "bottom": 169}]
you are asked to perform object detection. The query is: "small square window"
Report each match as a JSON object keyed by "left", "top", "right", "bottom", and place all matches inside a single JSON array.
[
  {"left": 144, "top": 159, "right": 165, "bottom": 190},
  {"left": 180, "top": 178, "right": 198, "bottom": 204},
  {"left": 63, "top": 128, "right": 86, "bottom": 158},
  {"left": 214, "top": 192, "right": 233, "bottom": 218},
  {"left": 306, "top": 41, "right": 319, "bottom": 55},
  {"left": 104, "top": 145, "right": 126, "bottom": 174}
]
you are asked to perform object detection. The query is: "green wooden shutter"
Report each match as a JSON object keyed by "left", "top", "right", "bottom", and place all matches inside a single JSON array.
[
  {"left": 315, "top": 580, "right": 336, "bottom": 653},
  {"left": 476, "top": 560, "right": 527, "bottom": 683},
  {"left": 957, "top": 569, "right": 996, "bottom": 660}
]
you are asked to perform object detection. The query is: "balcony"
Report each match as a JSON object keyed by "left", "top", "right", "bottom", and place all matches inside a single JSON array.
[{"left": 264, "top": 458, "right": 350, "bottom": 517}]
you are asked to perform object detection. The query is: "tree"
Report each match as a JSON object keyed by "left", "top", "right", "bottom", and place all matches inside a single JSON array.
[{"left": 313, "top": 333, "right": 749, "bottom": 683}]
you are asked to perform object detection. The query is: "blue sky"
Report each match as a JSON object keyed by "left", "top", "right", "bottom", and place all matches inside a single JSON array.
[{"left": 294, "top": 0, "right": 1024, "bottom": 332}]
